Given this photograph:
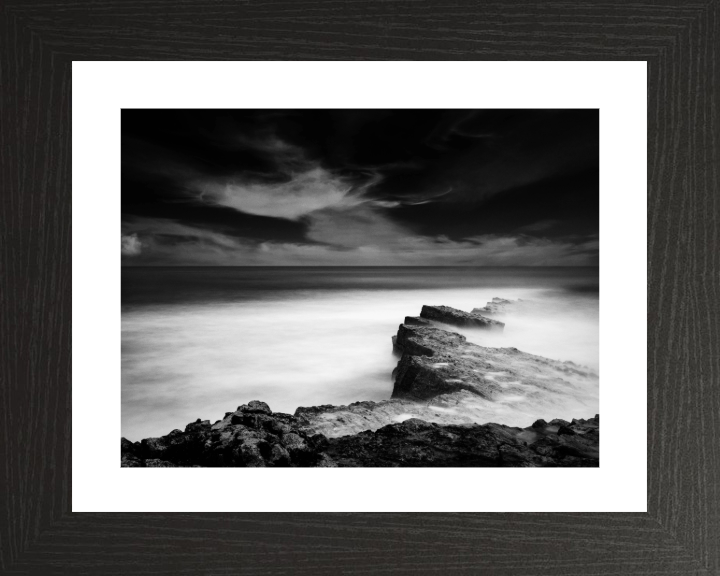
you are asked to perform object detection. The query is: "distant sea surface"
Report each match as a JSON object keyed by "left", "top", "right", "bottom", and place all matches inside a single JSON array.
[{"left": 122, "top": 267, "right": 599, "bottom": 441}]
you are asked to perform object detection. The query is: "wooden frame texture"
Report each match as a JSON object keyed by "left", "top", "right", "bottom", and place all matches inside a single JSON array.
[{"left": 1, "top": 1, "right": 718, "bottom": 574}]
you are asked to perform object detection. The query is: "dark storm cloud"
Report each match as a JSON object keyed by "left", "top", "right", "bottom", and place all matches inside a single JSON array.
[{"left": 122, "top": 109, "right": 598, "bottom": 265}]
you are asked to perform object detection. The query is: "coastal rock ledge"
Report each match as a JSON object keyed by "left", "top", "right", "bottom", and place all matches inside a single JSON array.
[
  {"left": 420, "top": 305, "right": 505, "bottom": 330},
  {"left": 122, "top": 406, "right": 599, "bottom": 467},
  {"left": 122, "top": 301, "right": 599, "bottom": 467}
]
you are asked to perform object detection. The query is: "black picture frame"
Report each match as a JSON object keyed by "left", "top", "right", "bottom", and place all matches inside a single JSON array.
[{"left": 2, "top": 2, "right": 718, "bottom": 574}]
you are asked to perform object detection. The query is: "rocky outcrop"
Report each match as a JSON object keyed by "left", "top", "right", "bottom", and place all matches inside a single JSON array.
[
  {"left": 122, "top": 403, "right": 599, "bottom": 467},
  {"left": 471, "top": 297, "right": 538, "bottom": 316},
  {"left": 472, "top": 297, "right": 517, "bottom": 316},
  {"left": 121, "top": 300, "right": 599, "bottom": 468},
  {"left": 420, "top": 305, "right": 504, "bottom": 330},
  {"left": 393, "top": 323, "right": 466, "bottom": 357},
  {"left": 391, "top": 323, "right": 595, "bottom": 401},
  {"left": 296, "top": 320, "right": 598, "bottom": 438},
  {"left": 325, "top": 415, "right": 599, "bottom": 467},
  {"left": 121, "top": 400, "right": 334, "bottom": 468}
]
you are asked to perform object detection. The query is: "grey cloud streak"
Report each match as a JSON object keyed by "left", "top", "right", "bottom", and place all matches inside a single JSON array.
[
  {"left": 122, "top": 109, "right": 599, "bottom": 266},
  {"left": 122, "top": 215, "right": 598, "bottom": 267}
]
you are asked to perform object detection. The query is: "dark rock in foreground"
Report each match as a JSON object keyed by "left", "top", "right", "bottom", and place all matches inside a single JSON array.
[
  {"left": 121, "top": 401, "right": 334, "bottom": 468},
  {"left": 420, "top": 305, "right": 504, "bottom": 330},
  {"left": 326, "top": 415, "right": 599, "bottom": 467},
  {"left": 121, "top": 403, "right": 599, "bottom": 467}
]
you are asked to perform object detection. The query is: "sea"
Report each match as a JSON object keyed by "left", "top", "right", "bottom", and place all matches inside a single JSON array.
[{"left": 121, "top": 267, "right": 599, "bottom": 441}]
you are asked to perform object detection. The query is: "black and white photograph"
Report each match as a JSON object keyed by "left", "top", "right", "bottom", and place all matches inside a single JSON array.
[
  {"left": 120, "top": 109, "right": 600, "bottom": 468},
  {"left": 7, "top": 6, "right": 715, "bottom": 572}
]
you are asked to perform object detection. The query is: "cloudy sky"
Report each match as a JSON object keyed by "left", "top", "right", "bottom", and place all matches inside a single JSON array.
[{"left": 121, "top": 109, "right": 598, "bottom": 266}]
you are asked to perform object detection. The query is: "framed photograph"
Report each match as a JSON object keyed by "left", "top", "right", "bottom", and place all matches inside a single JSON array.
[
  {"left": 4, "top": 3, "right": 718, "bottom": 574},
  {"left": 73, "top": 62, "right": 645, "bottom": 513},
  {"left": 118, "top": 107, "right": 605, "bottom": 473}
]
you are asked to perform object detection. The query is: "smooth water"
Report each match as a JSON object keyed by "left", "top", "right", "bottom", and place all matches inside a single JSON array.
[{"left": 122, "top": 267, "right": 599, "bottom": 440}]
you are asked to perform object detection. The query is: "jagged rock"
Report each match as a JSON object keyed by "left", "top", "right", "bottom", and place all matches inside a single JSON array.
[
  {"left": 296, "top": 322, "right": 598, "bottom": 439},
  {"left": 268, "top": 444, "right": 291, "bottom": 466},
  {"left": 420, "top": 305, "right": 504, "bottom": 330},
  {"left": 237, "top": 400, "right": 272, "bottom": 414},
  {"left": 120, "top": 437, "right": 143, "bottom": 467},
  {"left": 324, "top": 417, "right": 598, "bottom": 467},
  {"left": 140, "top": 436, "right": 169, "bottom": 458},
  {"left": 391, "top": 324, "right": 597, "bottom": 403},
  {"left": 549, "top": 419, "right": 570, "bottom": 427},
  {"left": 404, "top": 316, "right": 430, "bottom": 326},
  {"left": 121, "top": 403, "right": 599, "bottom": 468},
  {"left": 185, "top": 419, "right": 210, "bottom": 433},
  {"left": 392, "top": 352, "right": 493, "bottom": 399},
  {"left": 471, "top": 297, "right": 519, "bottom": 316},
  {"left": 122, "top": 401, "right": 330, "bottom": 468},
  {"left": 393, "top": 324, "right": 466, "bottom": 357},
  {"left": 294, "top": 404, "right": 339, "bottom": 417}
]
